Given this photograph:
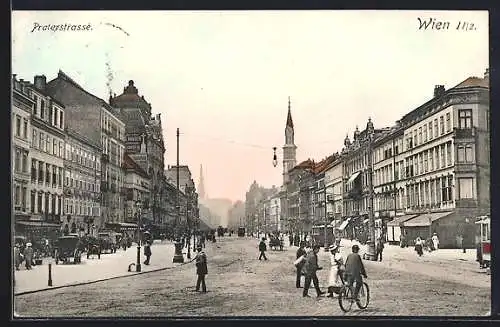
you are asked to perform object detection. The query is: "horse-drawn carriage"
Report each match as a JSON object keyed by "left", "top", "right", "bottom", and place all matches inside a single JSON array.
[{"left": 54, "top": 235, "right": 83, "bottom": 264}]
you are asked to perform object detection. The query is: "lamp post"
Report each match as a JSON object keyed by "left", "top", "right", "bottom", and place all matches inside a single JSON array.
[
  {"left": 135, "top": 200, "right": 142, "bottom": 272},
  {"left": 172, "top": 127, "right": 184, "bottom": 263},
  {"left": 186, "top": 189, "right": 191, "bottom": 260},
  {"left": 366, "top": 133, "right": 377, "bottom": 261}
]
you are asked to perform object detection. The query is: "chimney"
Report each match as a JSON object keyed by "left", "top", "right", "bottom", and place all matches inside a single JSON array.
[
  {"left": 484, "top": 68, "right": 489, "bottom": 79},
  {"left": 34, "top": 75, "right": 47, "bottom": 91},
  {"left": 433, "top": 85, "right": 445, "bottom": 98}
]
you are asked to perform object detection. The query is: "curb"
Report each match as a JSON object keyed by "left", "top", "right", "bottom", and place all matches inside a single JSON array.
[{"left": 15, "top": 260, "right": 193, "bottom": 297}]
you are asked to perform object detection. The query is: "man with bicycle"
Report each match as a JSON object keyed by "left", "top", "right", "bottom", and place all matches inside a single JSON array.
[{"left": 344, "top": 244, "right": 367, "bottom": 302}]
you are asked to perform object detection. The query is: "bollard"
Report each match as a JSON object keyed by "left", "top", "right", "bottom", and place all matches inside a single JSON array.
[{"left": 48, "top": 263, "right": 53, "bottom": 286}]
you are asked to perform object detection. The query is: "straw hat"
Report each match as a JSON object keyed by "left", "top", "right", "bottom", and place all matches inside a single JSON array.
[
  {"left": 329, "top": 244, "right": 339, "bottom": 252},
  {"left": 26, "top": 242, "right": 32, "bottom": 247}
]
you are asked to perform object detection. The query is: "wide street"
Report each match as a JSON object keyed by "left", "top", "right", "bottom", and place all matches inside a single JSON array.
[{"left": 14, "top": 236, "right": 490, "bottom": 317}]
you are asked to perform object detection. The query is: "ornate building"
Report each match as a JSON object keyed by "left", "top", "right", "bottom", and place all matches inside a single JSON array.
[
  {"left": 63, "top": 128, "right": 102, "bottom": 235},
  {"left": 46, "top": 70, "right": 127, "bottom": 228},
  {"left": 110, "top": 80, "right": 167, "bottom": 226}
]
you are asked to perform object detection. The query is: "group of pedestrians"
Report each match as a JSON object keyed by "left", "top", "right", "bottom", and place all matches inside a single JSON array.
[
  {"left": 294, "top": 241, "right": 368, "bottom": 300},
  {"left": 14, "top": 242, "right": 34, "bottom": 270}
]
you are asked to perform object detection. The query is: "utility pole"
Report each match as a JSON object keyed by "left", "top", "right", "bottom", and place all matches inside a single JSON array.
[
  {"left": 366, "top": 134, "right": 377, "bottom": 260},
  {"left": 176, "top": 128, "right": 180, "bottom": 238}
]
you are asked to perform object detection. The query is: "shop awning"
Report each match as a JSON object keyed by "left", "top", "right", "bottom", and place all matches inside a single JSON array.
[
  {"left": 403, "top": 211, "right": 453, "bottom": 227},
  {"left": 346, "top": 171, "right": 361, "bottom": 185},
  {"left": 338, "top": 218, "right": 351, "bottom": 231},
  {"left": 387, "top": 214, "right": 419, "bottom": 227},
  {"left": 16, "top": 221, "right": 61, "bottom": 228}
]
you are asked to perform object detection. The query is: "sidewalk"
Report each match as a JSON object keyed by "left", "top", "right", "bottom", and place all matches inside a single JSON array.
[{"left": 14, "top": 240, "right": 181, "bottom": 294}]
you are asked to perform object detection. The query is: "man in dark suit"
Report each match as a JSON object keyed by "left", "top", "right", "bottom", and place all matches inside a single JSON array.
[
  {"left": 302, "top": 244, "right": 325, "bottom": 297},
  {"left": 194, "top": 246, "right": 208, "bottom": 292},
  {"left": 295, "top": 242, "right": 307, "bottom": 288},
  {"left": 258, "top": 237, "right": 268, "bottom": 260}
]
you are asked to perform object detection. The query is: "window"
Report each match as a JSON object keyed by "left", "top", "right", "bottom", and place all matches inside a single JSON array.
[
  {"left": 440, "top": 116, "right": 445, "bottom": 135},
  {"left": 418, "top": 127, "right": 422, "bottom": 145},
  {"left": 46, "top": 135, "right": 51, "bottom": 154},
  {"left": 446, "top": 142, "right": 452, "bottom": 166},
  {"left": 440, "top": 146, "right": 445, "bottom": 168},
  {"left": 441, "top": 178, "right": 447, "bottom": 202},
  {"left": 424, "top": 151, "right": 428, "bottom": 173},
  {"left": 53, "top": 109, "right": 58, "bottom": 127},
  {"left": 434, "top": 119, "right": 438, "bottom": 138},
  {"left": 458, "top": 109, "right": 472, "bottom": 129},
  {"left": 48, "top": 105, "right": 53, "bottom": 124},
  {"left": 59, "top": 111, "right": 64, "bottom": 129},
  {"left": 430, "top": 180, "right": 435, "bottom": 205},
  {"left": 418, "top": 154, "right": 423, "bottom": 175},
  {"left": 23, "top": 119, "right": 28, "bottom": 139},
  {"left": 429, "top": 150, "right": 434, "bottom": 171},
  {"left": 435, "top": 147, "right": 440, "bottom": 168},
  {"left": 446, "top": 113, "right": 451, "bottom": 132},
  {"left": 40, "top": 99, "right": 45, "bottom": 119},
  {"left": 459, "top": 178, "right": 474, "bottom": 199},
  {"left": 447, "top": 176, "right": 453, "bottom": 201},
  {"left": 15, "top": 116, "right": 21, "bottom": 136},
  {"left": 14, "top": 148, "right": 21, "bottom": 172},
  {"left": 14, "top": 185, "right": 20, "bottom": 206},
  {"left": 32, "top": 130, "right": 38, "bottom": 148},
  {"left": 33, "top": 95, "right": 38, "bottom": 116},
  {"left": 52, "top": 166, "right": 57, "bottom": 187},
  {"left": 486, "top": 111, "right": 490, "bottom": 131},
  {"left": 22, "top": 150, "right": 28, "bottom": 173},
  {"left": 429, "top": 122, "right": 433, "bottom": 139},
  {"left": 423, "top": 125, "right": 428, "bottom": 142},
  {"left": 39, "top": 132, "right": 45, "bottom": 151},
  {"left": 31, "top": 159, "right": 37, "bottom": 182},
  {"left": 31, "top": 191, "right": 36, "bottom": 213},
  {"left": 413, "top": 129, "right": 417, "bottom": 146},
  {"left": 45, "top": 163, "right": 51, "bottom": 185},
  {"left": 38, "top": 161, "right": 44, "bottom": 183},
  {"left": 37, "top": 192, "right": 43, "bottom": 213}
]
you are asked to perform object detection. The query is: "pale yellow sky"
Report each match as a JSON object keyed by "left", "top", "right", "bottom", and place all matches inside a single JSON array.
[{"left": 12, "top": 10, "right": 489, "bottom": 201}]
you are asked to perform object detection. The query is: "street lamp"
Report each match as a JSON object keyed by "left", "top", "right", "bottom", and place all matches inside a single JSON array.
[
  {"left": 135, "top": 200, "right": 142, "bottom": 272},
  {"left": 272, "top": 147, "right": 278, "bottom": 167}
]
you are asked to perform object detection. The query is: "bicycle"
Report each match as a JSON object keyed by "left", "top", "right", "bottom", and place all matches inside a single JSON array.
[{"left": 338, "top": 275, "right": 370, "bottom": 313}]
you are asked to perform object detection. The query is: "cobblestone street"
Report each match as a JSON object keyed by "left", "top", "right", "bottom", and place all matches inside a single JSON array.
[{"left": 14, "top": 236, "right": 490, "bottom": 317}]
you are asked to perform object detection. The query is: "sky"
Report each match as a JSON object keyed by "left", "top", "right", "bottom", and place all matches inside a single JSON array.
[{"left": 12, "top": 10, "right": 488, "bottom": 202}]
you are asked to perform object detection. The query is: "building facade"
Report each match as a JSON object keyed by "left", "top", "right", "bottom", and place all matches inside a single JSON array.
[
  {"left": 324, "top": 155, "right": 344, "bottom": 231},
  {"left": 123, "top": 153, "right": 150, "bottom": 224},
  {"left": 393, "top": 73, "right": 490, "bottom": 247},
  {"left": 110, "top": 81, "right": 167, "bottom": 225},
  {"left": 46, "top": 70, "right": 127, "bottom": 227},
  {"left": 12, "top": 75, "right": 34, "bottom": 224},
  {"left": 26, "top": 76, "right": 66, "bottom": 236},
  {"left": 63, "top": 128, "right": 102, "bottom": 235}
]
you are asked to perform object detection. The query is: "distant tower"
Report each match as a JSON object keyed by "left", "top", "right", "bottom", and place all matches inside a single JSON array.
[
  {"left": 198, "top": 164, "right": 206, "bottom": 200},
  {"left": 283, "top": 96, "right": 297, "bottom": 184}
]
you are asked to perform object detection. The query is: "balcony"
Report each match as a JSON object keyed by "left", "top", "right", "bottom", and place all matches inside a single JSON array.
[{"left": 454, "top": 127, "right": 476, "bottom": 139}]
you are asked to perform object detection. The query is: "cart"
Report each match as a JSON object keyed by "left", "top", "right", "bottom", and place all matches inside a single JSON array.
[{"left": 54, "top": 235, "right": 83, "bottom": 264}]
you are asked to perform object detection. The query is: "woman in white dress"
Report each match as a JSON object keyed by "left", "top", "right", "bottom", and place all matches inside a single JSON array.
[{"left": 327, "top": 244, "right": 344, "bottom": 298}]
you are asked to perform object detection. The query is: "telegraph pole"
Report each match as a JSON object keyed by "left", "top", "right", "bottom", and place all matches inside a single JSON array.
[{"left": 366, "top": 134, "right": 377, "bottom": 260}]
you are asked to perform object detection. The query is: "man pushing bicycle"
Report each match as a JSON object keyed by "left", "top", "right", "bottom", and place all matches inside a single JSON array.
[{"left": 343, "top": 244, "right": 367, "bottom": 302}]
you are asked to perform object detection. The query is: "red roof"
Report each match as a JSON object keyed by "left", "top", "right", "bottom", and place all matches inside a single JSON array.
[
  {"left": 313, "top": 154, "right": 337, "bottom": 174},
  {"left": 123, "top": 153, "right": 149, "bottom": 178}
]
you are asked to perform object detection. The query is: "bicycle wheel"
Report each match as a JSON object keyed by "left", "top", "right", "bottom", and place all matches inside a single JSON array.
[
  {"left": 356, "top": 282, "right": 370, "bottom": 309},
  {"left": 338, "top": 286, "right": 353, "bottom": 312}
]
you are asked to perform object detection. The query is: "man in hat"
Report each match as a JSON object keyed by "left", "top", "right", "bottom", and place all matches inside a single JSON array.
[
  {"left": 193, "top": 246, "right": 208, "bottom": 292},
  {"left": 24, "top": 242, "right": 34, "bottom": 270},
  {"left": 376, "top": 236, "right": 384, "bottom": 262},
  {"left": 258, "top": 237, "right": 268, "bottom": 261},
  {"left": 344, "top": 244, "right": 367, "bottom": 301},
  {"left": 301, "top": 244, "right": 325, "bottom": 297},
  {"left": 143, "top": 239, "right": 152, "bottom": 265},
  {"left": 327, "top": 244, "right": 344, "bottom": 297},
  {"left": 432, "top": 233, "right": 440, "bottom": 251},
  {"left": 295, "top": 242, "right": 307, "bottom": 288}
]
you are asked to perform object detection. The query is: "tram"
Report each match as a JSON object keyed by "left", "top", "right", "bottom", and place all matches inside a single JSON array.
[{"left": 475, "top": 215, "right": 490, "bottom": 269}]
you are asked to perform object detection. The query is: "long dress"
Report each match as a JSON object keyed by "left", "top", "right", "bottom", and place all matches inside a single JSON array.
[{"left": 328, "top": 252, "right": 344, "bottom": 288}]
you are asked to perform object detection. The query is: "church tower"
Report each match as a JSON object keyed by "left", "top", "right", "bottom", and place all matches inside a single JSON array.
[
  {"left": 283, "top": 96, "right": 297, "bottom": 184},
  {"left": 198, "top": 164, "right": 206, "bottom": 200}
]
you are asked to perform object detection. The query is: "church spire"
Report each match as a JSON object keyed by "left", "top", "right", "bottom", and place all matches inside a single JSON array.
[
  {"left": 198, "top": 164, "right": 206, "bottom": 200},
  {"left": 286, "top": 96, "right": 294, "bottom": 128}
]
